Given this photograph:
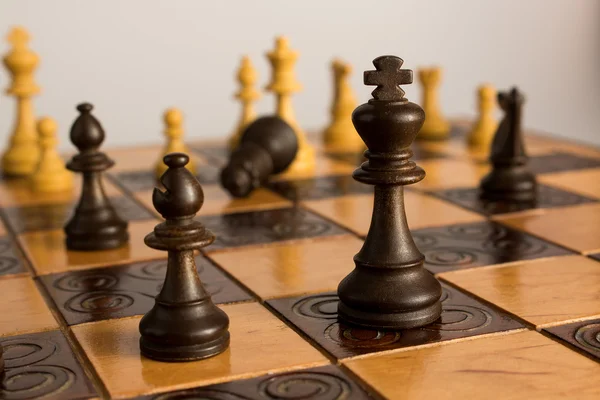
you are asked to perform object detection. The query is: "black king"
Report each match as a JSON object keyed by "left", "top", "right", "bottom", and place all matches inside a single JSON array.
[{"left": 337, "top": 56, "right": 442, "bottom": 329}]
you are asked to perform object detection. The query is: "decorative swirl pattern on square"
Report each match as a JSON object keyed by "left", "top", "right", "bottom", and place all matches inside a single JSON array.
[
  {"left": 574, "top": 323, "right": 600, "bottom": 352},
  {"left": 2, "top": 338, "right": 56, "bottom": 367},
  {"left": 325, "top": 323, "right": 402, "bottom": 348},
  {"left": 153, "top": 389, "right": 251, "bottom": 399},
  {"left": 423, "top": 305, "right": 492, "bottom": 332},
  {"left": 202, "top": 208, "right": 347, "bottom": 250},
  {"left": 258, "top": 372, "right": 352, "bottom": 399},
  {"left": 65, "top": 291, "right": 136, "bottom": 314},
  {"left": 292, "top": 295, "right": 339, "bottom": 320},
  {"left": 411, "top": 221, "right": 570, "bottom": 274},
  {"left": 0, "top": 331, "right": 96, "bottom": 399},
  {"left": 55, "top": 273, "right": 118, "bottom": 292},
  {"left": 2, "top": 366, "right": 76, "bottom": 399},
  {"left": 268, "top": 286, "right": 524, "bottom": 360},
  {"left": 40, "top": 256, "right": 250, "bottom": 326}
]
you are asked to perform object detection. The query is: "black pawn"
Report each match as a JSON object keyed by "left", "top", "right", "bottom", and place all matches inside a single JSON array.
[
  {"left": 479, "top": 87, "right": 537, "bottom": 202},
  {"left": 221, "top": 116, "right": 298, "bottom": 198},
  {"left": 140, "top": 152, "right": 230, "bottom": 362},
  {"left": 64, "top": 103, "right": 128, "bottom": 251},
  {"left": 337, "top": 56, "right": 442, "bottom": 329}
]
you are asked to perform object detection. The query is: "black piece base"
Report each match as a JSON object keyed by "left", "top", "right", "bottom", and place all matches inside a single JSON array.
[
  {"left": 479, "top": 166, "right": 537, "bottom": 203},
  {"left": 65, "top": 227, "right": 129, "bottom": 251},
  {"left": 140, "top": 332, "right": 230, "bottom": 362},
  {"left": 338, "top": 300, "right": 442, "bottom": 330}
]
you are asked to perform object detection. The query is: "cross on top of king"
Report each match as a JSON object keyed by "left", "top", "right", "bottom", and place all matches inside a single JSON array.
[{"left": 364, "top": 56, "right": 413, "bottom": 102}]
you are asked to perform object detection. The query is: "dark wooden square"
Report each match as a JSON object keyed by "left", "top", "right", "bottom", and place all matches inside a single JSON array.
[
  {"left": 200, "top": 207, "right": 349, "bottom": 251},
  {"left": 266, "top": 175, "right": 372, "bottom": 201},
  {"left": 267, "top": 283, "right": 525, "bottom": 360},
  {"left": 38, "top": 255, "right": 252, "bottom": 326},
  {"left": 190, "top": 144, "right": 229, "bottom": 164},
  {"left": 412, "top": 220, "right": 573, "bottom": 274},
  {"left": 528, "top": 152, "right": 600, "bottom": 174},
  {"left": 431, "top": 183, "right": 597, "bottom": 216},
  {"left": 111, "top": 166, "right": 221, "bottom": 193},
  {"left": 134, "top": 364, "right": 377, "bottom": 399},
  {"left": 0, "top": 329, "right": 98, "bottom": 399},
  {"left": 544, "top": 318, "right": 600, "bottom": 361},
  {"left": 2, "top": 195, "right": 155, "bottom": 233},
  {"left": 0, "top": 236, "right": 28, "bottom": 277}
]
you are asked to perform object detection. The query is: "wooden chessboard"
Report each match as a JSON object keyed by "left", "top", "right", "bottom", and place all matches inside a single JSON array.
[{"left": 0, "top": 121, "right": 599, "bottom": 400}]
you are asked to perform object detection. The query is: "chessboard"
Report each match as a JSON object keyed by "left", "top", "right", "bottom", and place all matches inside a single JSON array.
[{"left": 0, "top": 120, "right": 598, "bottom": 400}]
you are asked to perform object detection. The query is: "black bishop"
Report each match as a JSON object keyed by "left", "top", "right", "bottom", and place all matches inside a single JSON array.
[
  {"left": 64, "top": 103, "right": 129, "bottom": 251},
  {"left": 139, "top": 152, "right": 230, "bottom": 362}
]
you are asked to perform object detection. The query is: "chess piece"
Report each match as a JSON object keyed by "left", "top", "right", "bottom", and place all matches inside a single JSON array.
[
  {"left": 155, "top": 108, "right": 195, "bottom": 179},
  {"left": 30, "top": 117, "right": 74, "bottom": 193},
  {"left": 140, "top": 152, "right": 230, "bottom": 361},
  {"left": 468, "top": 84, "right": 498, "bottom": 148},
  {"left": 221, "top": 116, "right": 298, "bottom": 198},
  {"left": 228, "top": 56, "right": 260, "bottom": 150},
  {"left": 1, "top": 27, "right": 41, "bottom": 176},
  {"left": 265, "top": 36, "right": 315, "bottom": 173},
  {"left": 417, "top": 67, "right": 450, "bottom": 140},
  {"left": 64, "top": 103, "right": 129, "bottom": 251},
  {"left": 479, "top": 87, "right": 537, "bottom": 202},
  {"left": 337, "top": 56, "right": 442, "bottom": 329},
  {"left": 323, "top": 59, "right": 363, "bottom": 151}
]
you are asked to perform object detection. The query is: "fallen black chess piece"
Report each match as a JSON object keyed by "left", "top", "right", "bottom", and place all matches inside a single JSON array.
[{"left": 220, "top": 116, "right": 298, "bottom": 198}]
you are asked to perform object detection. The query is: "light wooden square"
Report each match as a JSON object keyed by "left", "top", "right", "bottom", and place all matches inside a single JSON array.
[
  {"left": 415, "top": 159, "right": 489, "bottom": 190},
  {"left": 0, "top": 276, "right": 58, "bottom": 337},
  {"left": 538, "top": 168, "right": 600, "bottom": 200},
  {"left": 107, "top": 145, "right": 209, "bottom": 173},
  {"left": 72, "top": 302, "right": 328, "bottom": 399},
  {"left": 107, "top": 146, "right": 161, "bottom": 173},
  {"left": 418, "top": 137, "right": 490, "bottom": 162},
  {"left": 18, "top": 220, "right": 164, "bottom": 275},
  {"left": 497, "top": 203, "right": 600, "bottom": 254},
  {"left": 135, "top": 185, "right": 291, "bottom": 217},
  {"left": 210, "top": 235, "right": 363, "bottom": 299},
  {"left": 439, "top": 255, "right": 600, "bottom": 327},
  {"left": 343, "top": 330, "right": 600, "bottom": 400},
  {"left": 303, "top": 191, "right": 484, "bottom": 236}
]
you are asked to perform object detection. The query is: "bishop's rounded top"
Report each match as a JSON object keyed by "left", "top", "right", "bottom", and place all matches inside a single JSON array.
[
  {"left": 152, "top": 152, "right": 204, "bottom": 220},
  {"left": 164, "top": 152, "right": 188, "bottom": 169},
  {"left": 77, "top": 103, "right": 93, "bottom": 113},
  {"left": 70, "top": 102, "right": 105, "bottom": 153}
]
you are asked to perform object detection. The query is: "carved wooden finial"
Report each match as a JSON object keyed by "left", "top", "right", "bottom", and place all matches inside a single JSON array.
[{"left": 364, "top": 56, "right": 413, "bottom": 101}]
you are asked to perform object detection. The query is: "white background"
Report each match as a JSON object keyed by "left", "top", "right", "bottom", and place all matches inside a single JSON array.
[{"left": 1, "top": 0, "right": 599, "bottom": 151}]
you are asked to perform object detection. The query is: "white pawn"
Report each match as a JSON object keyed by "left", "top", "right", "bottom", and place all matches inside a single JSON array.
[
  {"left": 155, "top": 108, "right": 195, "bottom": 179},
  {"left": 30, "top": 117, "right": 73, "bottom": 193},
  {"left": 468, "top": 84, "right": 498, "bottom": 149}
]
